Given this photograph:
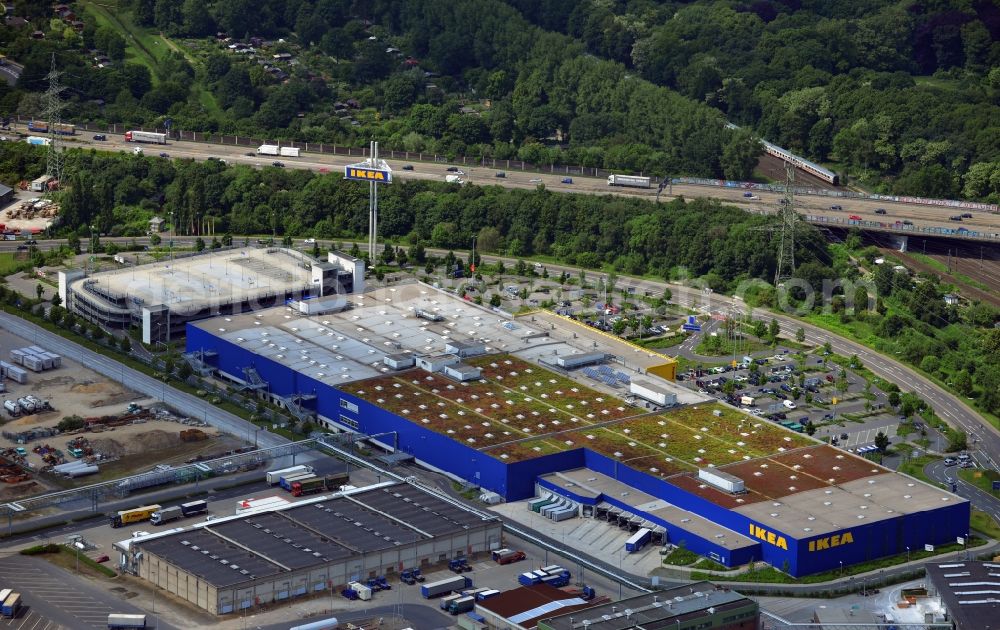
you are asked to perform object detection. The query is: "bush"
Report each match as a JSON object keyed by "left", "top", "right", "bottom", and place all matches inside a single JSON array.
[
  {"left": 20, "top": 543, "right": 60, "bottom": 555},
  {"left": 57, "top": 415, "right": 85, "bottom": 431}
]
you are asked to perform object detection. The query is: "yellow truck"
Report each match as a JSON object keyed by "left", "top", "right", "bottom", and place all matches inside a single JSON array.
[{"left": 110, "top": 504, "right": 162, "bottom": 528}]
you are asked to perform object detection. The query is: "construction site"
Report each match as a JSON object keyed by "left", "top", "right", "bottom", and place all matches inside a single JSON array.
[
  {"left": 0, "top": 327, "right": 238, "bottom": 503},
  {"left": 0, "top": 195, "right": 59, "bottom": 234}
]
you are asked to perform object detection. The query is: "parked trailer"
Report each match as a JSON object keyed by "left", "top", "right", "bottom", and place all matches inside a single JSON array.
[
  {"left": 150, "top": 506, "right": 183, "bottom": 526},
  {"left": 421, "top": 575, "right": 470, "bottom": 598},
  {"left": 107, "top": 613, "right": 147, "bottom": 629},
  {"left": 235, "top": 496, "right": 290, "bottom": 514},
  {"left": 625, "top": 528, "right": 652, "bottom": 553},
  {"left": 607, "top": 174, "right": 651, "bottom": 188},
  {"left": 279, "top": 146, "right": 300, "bottom": 157},
  {"left": 124, "top": 131, "right": 167, "bottom": 144},
  {"left": 67, "top": 464, "right": 99, "bottom": 478},
  {"left": 541, "top": 573, "right": 570, "bottom": 588},
  {"left": 439, "top": 594, "right": 462, "bottom": 610},
  {"left": 181, "top": 500, "right": 208, "bottom": 517},
  {"left": 518, "top": 571, "right": 548, "bottom": 586},
  {"left": 4, "top": 400, "right": 20, "bottom": 416},
  {"left": 279, "top": 472, "right": 316, "bottom": 491},
  {"left": 291, "top": 476, "right": 328, "bottom": 497},
  {"left": 110, "top": 504, "right": 162, "bottom": 528},
  {"left": 530, "top": 496, "right": 557, "bottom": 513},
  {"left": 4, "top": 366, "right": 27, "bottom": 384},
  {"left": 447, "top": 596, "right": 475, "bottom": 615},
  {"left": 476, "top": 589, "right": 501, "bottom": 601},
  {"left": 257, "top": 144, "right": 280, "bottom": 156},
  {"left": 289, "top": 618, "right": 338, "bottom": 630},
  {"left": 551, "top": 506, "right": 577, "bottom": 522},
  {"left": 266, "top": 464, "right": 312, "bottom": 485},
  {"left": 1, "top": 592, "right": 20, "bottom": 618},
  {"left": 347, "top": 582, "right": 371, "bottom": 601},
  {"left": 540, "top": 565, "right": 566, "bottom": 575},
  {"left": 528, "top": 495, "right": 552, "bottom": 511}
]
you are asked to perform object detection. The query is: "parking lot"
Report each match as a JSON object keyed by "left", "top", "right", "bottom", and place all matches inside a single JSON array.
[{"left": 0, "top": 555, "right": 165, "bottom": 630}]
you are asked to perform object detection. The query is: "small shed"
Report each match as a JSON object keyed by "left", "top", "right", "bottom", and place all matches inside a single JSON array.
[
  {"left": 443, "top": 363, "right": 482, "bottom": 382},
  {"left": 383, "top": 353, "right": 415, "bottom": 370},
  {"left": 416, "top": 354, "right": 459, "bottom": 373},
  {"left": 148, "top": 216, "right": 165, "bottom": 233}
]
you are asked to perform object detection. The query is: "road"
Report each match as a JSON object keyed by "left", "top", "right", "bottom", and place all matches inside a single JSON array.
[
  {"left": 0, "top": 311, "right": 286, "bottom": 449},
  {"left": 9, "top": 122, "right": 1000, "bottom": 238},
  {"left": 0, "top": 62, "right": 21, "bottom": 87},
  {"left": 925, "top": 459, "right": 1000, "bottom": 524}
]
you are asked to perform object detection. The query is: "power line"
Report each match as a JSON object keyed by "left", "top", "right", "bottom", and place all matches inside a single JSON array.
[{"left": 42, "top": 53, "right": 67, "bottom": 199}]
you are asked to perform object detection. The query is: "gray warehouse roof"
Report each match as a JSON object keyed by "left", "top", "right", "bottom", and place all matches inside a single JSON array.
[{"left": 134, "top": 483, "right": 499, "bottom": 588}]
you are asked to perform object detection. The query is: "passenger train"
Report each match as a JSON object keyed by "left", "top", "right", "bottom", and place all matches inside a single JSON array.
[{"left": 726, "top": 122, "right": 839, "bottom": 186}]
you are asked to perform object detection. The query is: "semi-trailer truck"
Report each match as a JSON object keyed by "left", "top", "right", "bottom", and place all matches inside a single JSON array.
[
  {"left": 290, "top": 476, "right": 327, "bottom": 496},
  {"left": 607, "top": 174, "right": 651, "bottom": 188},
  {"left": 266, "top": 464, "right": 313, "bottom": 485},
  {"left": 280, "top": 146, "right": 300, "bottom": 157},
  {"left": 447, "top": 596, "right": 475, "bottom": 615},
  {"left": 110, "top": 504, "right": 161, "bottom": 528},
  {"left": 125, "top": 130, "right": 167, "bottom": 144},
  {"left": 279, "top": 472, "right": 316, "bottom": 491},
  {"left": 421, "top": 575, "right": 470, "bottom": 598},
  {"left": 150, "top": 500, "right": 207, "bottom": 525},
  {"left": 257, "top": 144, "right": 280, "bottom": 156},
  {"left": 492, "top": 549, "right": 526, "bottom": 565}
]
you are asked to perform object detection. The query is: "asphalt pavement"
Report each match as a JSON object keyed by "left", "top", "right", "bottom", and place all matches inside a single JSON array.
[
  {"left": 0, "top": 311, "right": 286, "bottom": 449},
  {"left": 925, "top": 459, "right": 1000, "bottom": 524}
]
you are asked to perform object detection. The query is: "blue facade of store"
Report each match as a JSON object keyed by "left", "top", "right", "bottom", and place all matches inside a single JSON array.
[{"left": 187, "top": 325, "right": 971, "bottom": 577}]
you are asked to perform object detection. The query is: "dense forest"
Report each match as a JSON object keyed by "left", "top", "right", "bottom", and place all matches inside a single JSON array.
[{"left": 3, "top": 1, "right": 999, "bottom": 196}]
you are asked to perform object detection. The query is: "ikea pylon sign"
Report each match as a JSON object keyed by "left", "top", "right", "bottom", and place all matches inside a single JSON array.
[{"left": 344, "top": 166, "right": 392, "bottom": 183}]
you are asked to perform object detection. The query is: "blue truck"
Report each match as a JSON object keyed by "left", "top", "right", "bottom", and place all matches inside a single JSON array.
[{"left": 625, "top": 528, "right": 652, "bottom": 553}]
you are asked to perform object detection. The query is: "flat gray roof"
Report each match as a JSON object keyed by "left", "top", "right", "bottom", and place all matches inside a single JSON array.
[
  {"left": 540, "top": 468, "right": 756, "bottom": 551},
  {"left": 135, "top": 482, "right": 498, "bottom": 588},
  {"left": 540, "top": 582, "right": 755, "bottom": 630},
  {"left": 70, "top": 247, "right": 315, "bottom": 311},
  {"left": 734, "top": 472, "right": 966, "bottom": 537}
]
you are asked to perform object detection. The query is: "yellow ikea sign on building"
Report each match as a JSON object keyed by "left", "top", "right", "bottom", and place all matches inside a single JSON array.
[
  {"left": 344, "top": 167, "right": 392, "bottom": 183},
  {"left": 808, "top": 531, "right": 853, "bottom": 552},
  {"left": 749, "top": 524, "right": 788, "bottom": 550}
]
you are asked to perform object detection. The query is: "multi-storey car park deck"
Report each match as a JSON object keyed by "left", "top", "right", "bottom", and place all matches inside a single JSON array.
[
  {"left": 186, "top": 283, "right": 968, "bottom": 577},
  {"left": 118, "top": 483, "right": 501, "bottom": 615}
]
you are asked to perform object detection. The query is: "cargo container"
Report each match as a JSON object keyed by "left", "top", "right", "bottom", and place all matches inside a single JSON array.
[
  {"left": 607, "top": 174, "right": 651, "bottom": 188},
  {"left": 6, "top": 366, "right": 27, "bottom": 384},
  {"left": 108, "top": 613, "right": 147, "bottom": 629},
  {"left": 30, "top": 175, "right": 55, "bottom": 193},
  {"left": 125, "top": 131, "right": 167, "bottom": 144},
  {"left": 625, "top": 528, "right": 651, "bottom": 553},
  {"left": 629, "top": 379, "right": 677, "bottom": 407},
  {"left": 10, "top": 350, "right": 25, "bottom": 365},
  {"left": 1, "top": 592, "right": 20, "bottom": 618},
  {"left": 447, "top": 596, "right": 475, "bottom": 615},
  {"left": 21, "top": 356, "right": 43, "bottom": 372},
  {"left": 257, "top": 144, "right": 280, "bottom": 156},
  {"left": 4, "top": 400, "right": 20, "bottom": 416},
  {"left": 150, "top": 506, "right": 183, "bottom": 525},
  {"left": 492, "top": 549, "right": 526, "bottom": 565},
  {"left": 67, "top": 464, "right": 99, "bottom": 478},
  {"left": 517, "top": 571, "right": 548, "bottom": 586},
  {"left": 347, "top": 582, "right": 371, "bottom": 601},
  {"left": 110, "top": 504, "right": 161, "bottom": 528},
  {"left": 0, "top": 589, "right": 11, "bottom": 606},
  {"left": 279, "top": 147, "right": 300, "bottom": 157},
  {"left": 476, "top": 589, "right": 501, "bottom": 601},
  {"left": 181, "top": 500, "right": 208, "bottom": 517},
  {"left": 279, "top": 472, "right": 316, "bottom": 491},
  {"left": 697, "top": 468, "right": 745, "bottom": 493},
  {"left": 541, "top": 573, "right": 569, "bottom": 588},
  {"left": 540, "top": 565, "right": 566, "bottom": 575},
  {"left": 266, "top": 464, "right": 313, "bottom": 485},
  {"left": 551, "top": 506, "right": 577, "bottom": 522},
  {"left": 528, "top": 495, "right": 552, "bottom": 511},
  {"left": 421, "top": 575, "right": 469, "bottom": 598}
]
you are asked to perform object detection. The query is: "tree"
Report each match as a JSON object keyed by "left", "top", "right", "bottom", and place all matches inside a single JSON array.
[
  {"left": 181, "top": 0, "right": 214, "bottom": 37},
  {"left": 612, "top": 319, "right": 627, "bottom": 336},
  {"left": 822, "top": 341, "right": 832, "bottom": 354},
  {"left": 768, "top": 318, "right": 780, "bottom": 342},
  {"left": 920, "top": 355, "right": 940, "bottom": 374},
  {"left": 752, "top": 320, "right": 767, "bottom": 340},
  {"left": 490, "top": 293, "right": 502, "bottom": 307},
  {"left": 149, "top": 233, "right": 161, "bottom": 246},
  {"left": 953, "top": 369, "right": 973, "bottom": 396},
  {"left": 35, "top": 283, "right": 43, "bottom": 301},
  {"left": 195, "top": 237, "right": 206, "bottom": 251},
  {"left": 795, "top": 327, "right": 805, "bottom": 343},
  {"left": 120, "top": 336, "right": 132, "bottom": 353},
  {"left": 874, "top": 431, "right": 890, "bottom": 453},
  {"left": 177, "top": 361, "right": 193, "bottom": 380},
  {"left": 409, "top": 242, "right": 426, "bottom": 264},
  {"left": 67, "top": 233, "right": 81, "bottom": 254},
  {"left": 888, "top": 391, "right": 901, "bottom": 407}
]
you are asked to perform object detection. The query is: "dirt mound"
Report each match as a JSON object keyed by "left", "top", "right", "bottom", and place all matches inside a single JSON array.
[
  {"left": 31, "top": 376, "right": 75, "bottom": 391},
  {"left": 70, "top": 382, "right": 117, "bottom": 395},
  {"left": 0, "top": 481, "right": 40, "bottom": 500},
  {"left": 91, "top": 430, "right": 181, "bottom": 456},
  {"left": 6, "top": 414, "right": 48, "bottom": 428},
  {"left": 89, "top": 438, "right": 126, "bottom": 458}
]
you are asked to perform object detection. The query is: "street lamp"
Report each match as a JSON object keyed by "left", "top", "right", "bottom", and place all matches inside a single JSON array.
[
  {"left": 906, "top": 546, "right": 910, "bottom": 563},
  {"left": 839, "top": 560, "right": 843, "bottom": 577}
]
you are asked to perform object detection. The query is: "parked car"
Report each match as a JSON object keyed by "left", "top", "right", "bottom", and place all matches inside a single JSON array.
[
  {"left": 875, "top": 208, "right": 887, "bottom": 214},
  {"left": 944, "top": 458, "right": 957, "bottom": 466},
  {"left": 849, "top": 214, "right": 862, "bottom": 220},
  {"left": 402, "top": 164, "right": 414, "bottom": 170},
  {"left": 961, "top": 212, "right": 973, "bottom": 218},
  {"left": 902, "top": 219, "right": 913, "bottom": 225},
  {"left": 495, "top": 171, "right": 506, "bottom": 178},
  {"left": 245, "top": 152, "right": 256, "bottom": 157},
  {"left": 272, "top": 161, "right": 285, "bottom": 167},
  {"left": 830, "top": 205, "right": 842, "bottom": 210},
  {"left": 158, "top": 152, "right": 169, "bottom": 158},
  {"left": 446, "top": 166, "right": 461, "bottom": 172},
  {"left": 561, "top": 177, "right": 573, "bottom": 184}
]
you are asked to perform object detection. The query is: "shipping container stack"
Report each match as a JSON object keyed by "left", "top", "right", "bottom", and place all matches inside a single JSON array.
[{"left": 9, "top": 346, "right": 61, "bottom": 374}]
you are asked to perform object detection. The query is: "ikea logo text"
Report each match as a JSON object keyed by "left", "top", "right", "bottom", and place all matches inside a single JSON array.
[
  {"left": 345, "top": 167, "right": 390, "bottom": 182},
  {"left": 808, "top": 532, "right": 853, "bottom": 552},
  {"left": 749, "top": 524, "right": 787, "bottom": 550}
]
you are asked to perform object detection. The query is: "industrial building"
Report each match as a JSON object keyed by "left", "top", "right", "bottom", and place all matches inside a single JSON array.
[
  {"left": 116, "top": 482, "right": 501, "bottom": 615},
  {"left": 924, "top": 561, "right": 995, "bottom": 629},
  {"left": 59, "top": 248, "right": 364, "bottom": 344},
  {"left": 185, "top": 282, "right": 967, "bottom": 577},
  {"left": 537, "top": 582, "right": 758, "bottom": 630},
  {"left": 476, "top": 583, "right": 607, "bottom": 629}
]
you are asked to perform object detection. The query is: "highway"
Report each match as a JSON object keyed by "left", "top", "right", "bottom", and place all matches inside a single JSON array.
[
  {"left": 9, "top": 122, "right": 1000, "bottom": 238},
  {"left": 0, "top": 311, "right": 286, "bottom": 449},
  {"left": 925, "top": 459, "right": 1000, "bottom": 524}
]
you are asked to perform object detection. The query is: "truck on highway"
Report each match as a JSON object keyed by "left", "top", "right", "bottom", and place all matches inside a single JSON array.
[
  {"left": 107, "top": 613, "right": 147, "bottom": 629},
  {"left": 257, "top": 144, "right": 280, "bottom": 156},
  {"left": 280, "top": 146, "right": 300, "bottom": 157},
  {"left": 27, "top": 121, "right": 75, "bottom": 135},
  {"left": 266, "top": 464, "right": 313, "bottom": 485},
  {"left": 445, "top": 174, "right": 464, "bottom": 184},
  {"left": 110, "top": 504, "right": 162, "bottom": 528},
  {"left": 607, "top": 174, "right": 651, "bottom": 188},
  {"left": 26, "top": 136, "right": 51, "bottom": 146},
  {"left": 125, "top": 130, "right": 167, "bottom": 144},
  {"left": 421, "top": 575, "right": 470, "bottom": 599}
]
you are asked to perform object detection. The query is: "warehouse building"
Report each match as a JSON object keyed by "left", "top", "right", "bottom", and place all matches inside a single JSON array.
[
  {"left": 924, "top": 561, "right": 994, "bottom": 629},
  {"left": 476, "top": 583, "right": 607, "bottom": 629},
  {"left": 59, "top": 248, "right": 363, "bottom": 344},
  {"left": 537, "top": 582, "right": 758, "bottom": 630},
  {"left": 118, "top": 482, "right": 501, "bottom": 615},
  {"left": 185, "top": 282, "right": 967, "bottom": 577}
]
